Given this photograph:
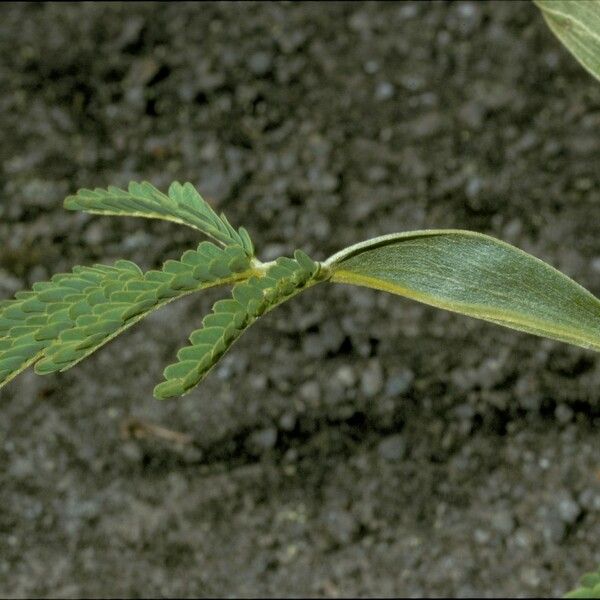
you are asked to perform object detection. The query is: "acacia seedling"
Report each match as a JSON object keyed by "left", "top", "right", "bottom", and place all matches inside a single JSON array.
[
  {"left": 3, "top": 2, "right": 600, "bottom": 597},
  {"left": 2, "top": 180, "right": 600, "bottom": 400}
]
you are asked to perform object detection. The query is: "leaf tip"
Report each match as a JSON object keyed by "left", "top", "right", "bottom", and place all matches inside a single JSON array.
[{"left": 153, "top": 379, "right": 185, "bottom": 400}]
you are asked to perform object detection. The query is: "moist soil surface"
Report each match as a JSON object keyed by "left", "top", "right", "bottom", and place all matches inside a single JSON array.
[{"left": 1, "top": 2, "right": 600, "bottom": 597}]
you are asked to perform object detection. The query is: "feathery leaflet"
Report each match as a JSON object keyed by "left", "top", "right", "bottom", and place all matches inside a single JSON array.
[
  {"left": 154, "top": 250, "right": 321, "bottom": 399},
  {"left": 0, "top": 243, "right": 252, "bottom": 389},
  {"left": 65, "top": 181, "right": 254, "bottom": 256}
]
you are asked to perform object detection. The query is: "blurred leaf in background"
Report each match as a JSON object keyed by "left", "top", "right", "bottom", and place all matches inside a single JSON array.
[
  {"left": 564, "top": 567, "right": 600, "bottom": 598},
  {"left": 535, "top": 0, "right": 600, "bottom": 82}
]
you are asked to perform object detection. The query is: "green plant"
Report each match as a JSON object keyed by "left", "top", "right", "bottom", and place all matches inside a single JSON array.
[
  {"left": 2, "top": 4, "right": 600, "bottom": 597},
  {"left": 566, "top": 568, "right": 600, "bottom": 599},
  {"left": 535, "top": 0, "right": 600, "bottom": 82},
  {"left": 2, "top": 180, "right": 600, "bottom": 400},
  {"left": 534, "top": 2, "right": 600, "bottom": 596}
]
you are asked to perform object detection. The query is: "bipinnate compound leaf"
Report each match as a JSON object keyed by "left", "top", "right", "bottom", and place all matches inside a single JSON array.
[
  {"left": 6, "top": 225, "right": 600, "bottom": 399},
  {"left": 564, "top": 567, "right": 600, "bottom": 598},
  {"left": 65, "top": 181, "right": 254, "bottom": 256},
  {"left": 534, "top": 0, "right": 600, "bottom": 82},
  {"left": 154, "top": 250, "right": 321, "bottom": 399},
  {"left": 326, "top": 230, "right": 600, "bottom": 352},
  {"left": 0, "top": 242, "right": 252, "bottom": 389}
]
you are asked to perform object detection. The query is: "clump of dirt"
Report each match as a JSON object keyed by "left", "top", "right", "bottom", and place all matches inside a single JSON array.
[{"left": 1, "top": 2, "right": 599, "bottom": 597}]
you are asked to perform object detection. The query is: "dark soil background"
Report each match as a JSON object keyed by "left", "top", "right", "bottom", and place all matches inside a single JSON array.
[{"left": 1, "top": 1, "right": 600, "bottom": 597}]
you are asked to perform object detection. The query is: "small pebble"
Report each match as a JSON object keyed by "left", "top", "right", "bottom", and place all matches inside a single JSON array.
[
  {"left": 322, "top": 509, "right": 358, "bottom": 546},
  {"left": 335, "top": 365, "right": 357, "bottom": 388},
  {"left": 385, "top": 368, "right": 414, "bottom": 396},
  {"left": 361, "top": 360, "right": 384, "bottom": 397},
  {"left": 299, "top": 380, "right": 321, "bottom": 405},
  {"left": 491, "top": 510, "right": 515, "bottom": 536},
  {"left": 248, "top": 51, "right": 273, "bottom": 76},
  {"left": 375, "top": 81, "right": 395, "bottom": 101},
  {"left": 377, "top": 434, "right": 406, "bottom": 461},
  {"left": 247, "top": 427, "right": 278, "bottom": 454},
  {"left": 557, "top": 495, "right": 581, "bottom": 524}
]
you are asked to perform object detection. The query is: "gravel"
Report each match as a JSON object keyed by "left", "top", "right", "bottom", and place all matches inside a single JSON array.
[{"left": 1, "top": 1, "right": 599, "bottom": 597}]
